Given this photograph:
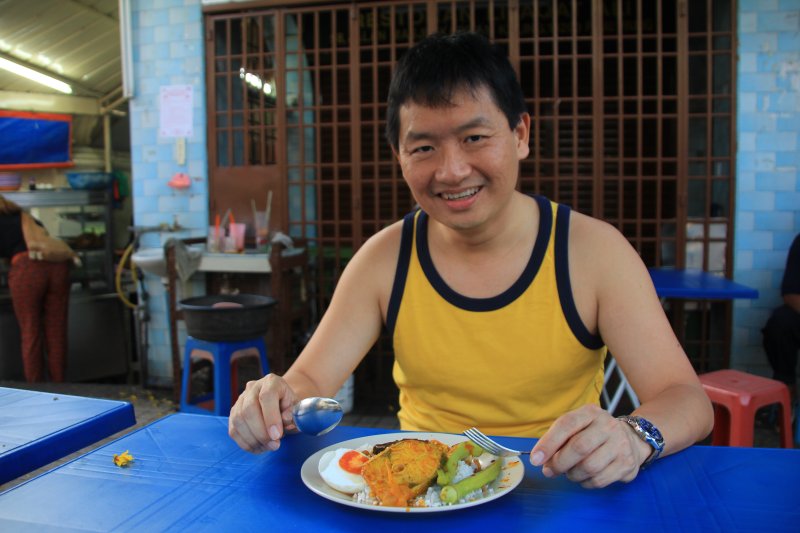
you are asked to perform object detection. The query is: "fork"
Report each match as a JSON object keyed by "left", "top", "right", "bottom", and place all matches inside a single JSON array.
[{"left": 464, "top": 427, "right": 530, "bottom": 457}]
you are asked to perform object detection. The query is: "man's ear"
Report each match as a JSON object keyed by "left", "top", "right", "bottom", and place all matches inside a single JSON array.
[{"left": 515, "top": 113, "right": 531, "bottom": 159}]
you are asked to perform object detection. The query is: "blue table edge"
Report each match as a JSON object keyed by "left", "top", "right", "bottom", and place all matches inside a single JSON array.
[{"left": 0, "top": 397, "right": 136, "bottom": 487}]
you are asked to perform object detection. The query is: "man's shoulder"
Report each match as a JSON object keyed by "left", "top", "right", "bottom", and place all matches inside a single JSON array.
[{"left": 353, "top": 219, "right": 406, "bottom": 269}]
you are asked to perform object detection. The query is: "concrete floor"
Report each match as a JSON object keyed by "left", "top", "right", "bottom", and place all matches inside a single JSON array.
[{"left": 0, "top": 380, "right": 793, "bottom": 494}]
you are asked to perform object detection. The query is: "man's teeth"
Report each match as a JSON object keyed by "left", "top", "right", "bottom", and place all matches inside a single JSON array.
[{"left": 441, "top": 187, "right": 479, "bottom": 200}]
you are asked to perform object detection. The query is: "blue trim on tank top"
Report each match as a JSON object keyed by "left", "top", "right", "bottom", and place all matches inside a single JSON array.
[
  {"left": 415, "top": 195, "right": 552, "bottom": 312},
  {"left": 386, "top": 210, "right": 417, "bottom": 336},
  {"left": 554, "top": 204, "right": 605, "bottom": 349}
]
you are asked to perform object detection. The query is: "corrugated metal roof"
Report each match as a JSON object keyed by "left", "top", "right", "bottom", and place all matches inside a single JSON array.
[{"left": 0, "top": 0, "right": 120, "bottom": 98}]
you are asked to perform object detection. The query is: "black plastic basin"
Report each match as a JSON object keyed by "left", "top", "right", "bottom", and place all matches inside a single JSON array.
[{"left": 179, "top": 294, "right": 277, "bottom": 342}]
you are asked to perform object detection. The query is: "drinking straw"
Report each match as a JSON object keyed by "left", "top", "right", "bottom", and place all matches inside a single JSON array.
[
  {"left": 251, "top": 198, "right": 258, "bottom": 227},
  {"left": 214, "top": 213, "right": 220, "bottom": 236}
]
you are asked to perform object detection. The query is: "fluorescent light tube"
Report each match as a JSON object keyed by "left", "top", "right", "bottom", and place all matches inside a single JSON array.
[{"left": 0, "top": 57, "right": 73, "bottom": 94}]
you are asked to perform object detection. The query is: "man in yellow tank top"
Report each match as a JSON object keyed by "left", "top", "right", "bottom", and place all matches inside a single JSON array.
[{"left": 229, "top": 32, "right": 713, "bottom": 489}]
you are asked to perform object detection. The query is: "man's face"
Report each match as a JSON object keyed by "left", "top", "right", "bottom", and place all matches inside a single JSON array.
[{"left": 394, "top": 86, "right": 530, "bottom": 233}]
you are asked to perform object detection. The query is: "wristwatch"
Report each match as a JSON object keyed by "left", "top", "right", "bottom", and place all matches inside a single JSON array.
[{"left": 617, "top": 415, "right": 665, "bottom": 469}]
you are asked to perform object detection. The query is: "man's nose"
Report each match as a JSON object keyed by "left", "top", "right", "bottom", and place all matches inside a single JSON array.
[{"left": 434, "top": 144, "right": 471, "bottom": 183}]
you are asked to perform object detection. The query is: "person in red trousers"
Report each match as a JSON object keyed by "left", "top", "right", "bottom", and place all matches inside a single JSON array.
[{"left": 1, "top": 194, "right": 77, "bottom": 382}]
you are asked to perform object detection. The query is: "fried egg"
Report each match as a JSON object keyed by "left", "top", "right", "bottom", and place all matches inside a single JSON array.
[{"left": 318, "top": 448, "right": 368, "bottom": 494}]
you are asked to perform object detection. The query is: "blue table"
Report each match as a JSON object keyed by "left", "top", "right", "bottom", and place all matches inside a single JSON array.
[
  {"left": 1, "top": 413, "right": 797, "bottom": 532},
  {"left": 0, "top": 387, "right": 136, "bottom": 486},
  {"left": 648, "top": 268, "right": 759, "bottom": 300}
]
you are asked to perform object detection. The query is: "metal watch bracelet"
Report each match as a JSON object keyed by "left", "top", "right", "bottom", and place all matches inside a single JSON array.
[{"left": 617, "top": 415, "right": 665, "bottom": 470}]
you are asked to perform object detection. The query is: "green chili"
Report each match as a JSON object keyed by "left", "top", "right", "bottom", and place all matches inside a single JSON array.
[
  {"left": 436, "top": 440, "right": 485, "bottom": 486},
  {"left": 439, "top": 456, "right": 502, "bottom": 504}
]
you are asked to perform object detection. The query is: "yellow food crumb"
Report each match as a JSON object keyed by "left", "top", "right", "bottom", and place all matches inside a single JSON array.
[{"left": 113, "top": 450, "right": 134, "bottom": 467}]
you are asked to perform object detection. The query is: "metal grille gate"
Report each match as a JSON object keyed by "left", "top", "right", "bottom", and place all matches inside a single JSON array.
[{"left": 205, "top": 0, "right": 736, "bottom": 408}]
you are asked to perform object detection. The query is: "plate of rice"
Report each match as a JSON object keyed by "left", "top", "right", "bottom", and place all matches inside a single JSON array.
[{"left": 300, "top": 432, "right": 525, "bottom": 513}]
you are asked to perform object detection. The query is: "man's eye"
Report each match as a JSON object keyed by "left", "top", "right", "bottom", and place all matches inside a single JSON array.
[
  {"left": 465, "top": 135, "right": 484, "bottom": 143},
  {"left": 411, "top": 145, "right": 433, "bottom": 154}
]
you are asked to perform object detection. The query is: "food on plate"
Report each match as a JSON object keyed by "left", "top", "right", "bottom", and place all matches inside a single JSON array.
[
  {"left": 318, "top": 448, "right": 369, "bottom": 494},
  {"left": 440, "top": 454, "right": 502, "bottom": 504},
  {"left": 360, "top": 439, "right": 449, "bottom": 506},
  {"left": 436, "top": 440, "right": 484, "bottom": 486},
  {"left": 316, "top": 437, "right": 505, "bottom": 508}
]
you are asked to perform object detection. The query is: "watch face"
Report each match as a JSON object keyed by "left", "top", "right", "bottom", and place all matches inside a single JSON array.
[{"left": 637, "top": 417, "right": 664, "bottom": 442}]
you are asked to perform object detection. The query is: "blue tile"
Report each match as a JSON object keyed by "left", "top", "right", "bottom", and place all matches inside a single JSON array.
[
  {"left": 775, "top": 151, "right": 800, "bottom": 167},
  {"left": 756, "top": 132, "right": 796, "bottom": 152},
  {"left": 739, "top": 33, "right": 777, "bottom": 53},
  {"left": 778, "top": 31, "right": 800, "bottom": 52},
  {"left": 755, "top": 211, "right": 794, "bottom": 230},
  {"left": 739, "top": 13, "right": 758, "bottom": 33},
  {"left": 758, "top": 11, "right": 800, "bottom": 32},
  {"left": 776, "top": 113, "right": 800, "bottom": 131},
  {"left": 737, "top": 72, "right": 777, "bottom": 92},
  {"left": 158, "top": 195, "right": 189, "bottom": 212},
  {"left": 188, "top": 195, "right": 209, "bottom": 213},
  {"left": 154, "top": 144, "right": 172, "bottom": 162},
  {"left": 143, "top": 179, "right": 167, "bottom": 197},
  {"left": 738, "top": 92, "right": 758, "bottom": 112},
  {"left": 737, "top": 230, "right": 775, "bottom": 250},
  {"left": 739, "top": 132, "right": 757, "bottom": 151},
  {"left": 755, "top": 171, "right": 797, "bottom": 191},
  {"left": 154, "top": 26, "right": 172, "bottom": 44},
  {"left": 132, "top": 161, "right": 157, "bottom": 179},
  {"left": 137, "top": 26, "right": 155, "bottom": 47},
  {"left": 775, "top": 229, "right": 800, "bottom": 248},
  {"left": 768, "top": 92, "right": 799, "bottom": 113}
]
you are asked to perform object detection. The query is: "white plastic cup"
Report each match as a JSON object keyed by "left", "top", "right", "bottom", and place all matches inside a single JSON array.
[
  {"left": 254, "top": 211, "right": 270, "bottom": 251},
  {"left": 207, "top": 226, "right": 221, "bottom": 253}
]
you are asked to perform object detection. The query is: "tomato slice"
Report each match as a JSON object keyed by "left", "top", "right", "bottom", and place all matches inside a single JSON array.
[{"left": 339, "top": 450, "right": 369, "bottom": 474}]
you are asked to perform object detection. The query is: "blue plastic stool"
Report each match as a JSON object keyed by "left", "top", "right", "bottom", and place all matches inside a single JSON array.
[{"left": 179, "top": 336, "right": 269, "bottom": 416}]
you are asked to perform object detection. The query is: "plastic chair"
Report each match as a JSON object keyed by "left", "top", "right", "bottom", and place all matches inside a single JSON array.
[
  {"left": 699, "top": 369, "right": 793, "bottom": 448},
  {"left": 601, "top": 355, "right": 640, "bottom": 416},
  {"left": 179, "top": 336, "right": 269, "bottom": 416}
]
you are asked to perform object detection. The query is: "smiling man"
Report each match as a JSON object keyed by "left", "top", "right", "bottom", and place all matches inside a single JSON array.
[{"left": 229, "top": 32, "right": 713, "bottom": 489}]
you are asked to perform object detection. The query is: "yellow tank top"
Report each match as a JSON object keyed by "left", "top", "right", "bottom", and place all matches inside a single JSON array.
[{"left": 387, "top": 196, "right": 607, "bottom": 437}]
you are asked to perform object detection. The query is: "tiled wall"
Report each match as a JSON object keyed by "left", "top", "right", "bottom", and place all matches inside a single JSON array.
[
  {"left": 130, "top": 0, "right": 206, "bottom": 386},
  {"left": 733, "top": 1, "right": 800, "bottom": 376}
]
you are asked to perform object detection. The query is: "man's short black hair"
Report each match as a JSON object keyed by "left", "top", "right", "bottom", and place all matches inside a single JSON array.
[{"left": 385, "top": 32, "right": 527, "bottom": 151}]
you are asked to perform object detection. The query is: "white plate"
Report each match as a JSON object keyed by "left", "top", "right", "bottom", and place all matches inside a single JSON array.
[{"left": 300, "top": 432, "right": 525, "bottom": 513}]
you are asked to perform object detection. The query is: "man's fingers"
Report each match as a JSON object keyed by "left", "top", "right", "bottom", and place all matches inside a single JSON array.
[
  {"left": 530, "top": 404, "right": 601, "bottom": 467},
  {"left": 227, "top": 374, "right": 296, "bottom": 453}
]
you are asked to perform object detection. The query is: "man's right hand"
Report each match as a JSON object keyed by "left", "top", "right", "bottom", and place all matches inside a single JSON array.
[{"left": 228, "top": 374, "right": 297, "bottom": 453}]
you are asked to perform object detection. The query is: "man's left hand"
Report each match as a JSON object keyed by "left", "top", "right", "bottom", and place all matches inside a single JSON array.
[{"left": 529, "top": 404, "right": 652, "bottom": 488}]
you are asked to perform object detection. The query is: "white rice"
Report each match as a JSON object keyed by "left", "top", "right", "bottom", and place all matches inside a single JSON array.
[{"left": 351, "top": 459, "right": 496, "bottom": 508}]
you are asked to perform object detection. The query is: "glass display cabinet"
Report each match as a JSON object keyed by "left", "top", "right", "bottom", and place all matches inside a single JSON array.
[{"left": 0, "top": 189, "right": 114, "bottom": 291}]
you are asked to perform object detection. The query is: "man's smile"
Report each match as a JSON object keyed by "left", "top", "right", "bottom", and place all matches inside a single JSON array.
[{"left": 440, "top": 186, "right": 481, "bottom": 201}]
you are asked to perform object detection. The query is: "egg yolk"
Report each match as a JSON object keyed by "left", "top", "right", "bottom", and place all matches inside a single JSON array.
[{"left": 339, "top": 450, "right": 368, "bottom": 474}]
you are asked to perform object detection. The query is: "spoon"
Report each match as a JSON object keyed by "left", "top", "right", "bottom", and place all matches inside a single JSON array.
[{"left": 292, "top": 397, "right": 343, "bottom": 436}]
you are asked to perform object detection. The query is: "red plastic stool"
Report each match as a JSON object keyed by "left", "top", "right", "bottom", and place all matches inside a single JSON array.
[{"left": 699, "top": 369, "right": 793, "bottom": 448}]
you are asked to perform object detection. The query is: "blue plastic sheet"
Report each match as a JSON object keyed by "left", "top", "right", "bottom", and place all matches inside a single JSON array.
[{"left": 0, "top": 110, "right": 72, "bottom": 169}]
